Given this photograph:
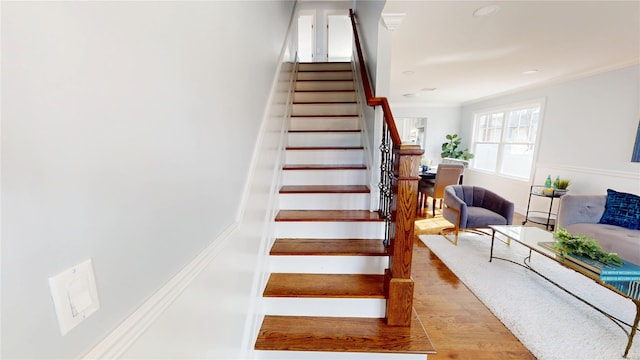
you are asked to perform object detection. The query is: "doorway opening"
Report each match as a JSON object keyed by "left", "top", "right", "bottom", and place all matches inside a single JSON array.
[
  {"left": 327, "top": 14, "right": 352, "bottom": 62},
  {"left": 297, "top": 11, "right": 315, "bottom": 62},
  {"left": 297, "top": 10, "right": 352, "bottom": 62}
]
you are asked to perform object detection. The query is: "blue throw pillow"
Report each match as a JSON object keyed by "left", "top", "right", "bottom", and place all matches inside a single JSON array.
[{"left": 599, "top": 189, "right": 640, "bottom": 230}]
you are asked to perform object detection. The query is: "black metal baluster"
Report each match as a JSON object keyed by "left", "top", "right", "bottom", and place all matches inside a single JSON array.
[{"left": 379, "top": 121, "right": 394, "bottom": 247}]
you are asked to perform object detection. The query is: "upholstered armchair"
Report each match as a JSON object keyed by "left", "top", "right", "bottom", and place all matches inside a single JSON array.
[{"left": 442, "top": 185, "right": 515, "bottom": 245}]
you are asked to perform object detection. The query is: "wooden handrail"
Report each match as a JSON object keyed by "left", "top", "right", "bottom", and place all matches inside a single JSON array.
[
  {"left": 349, "top": 9, "right": 402, "bottom": 146},
  {"left": 349, "top": 8, "right": 423, "bottom": 327}
]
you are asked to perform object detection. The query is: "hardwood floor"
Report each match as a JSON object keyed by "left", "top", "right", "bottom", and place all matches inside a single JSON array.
[{"left": 412, "top": 210, "right": 537, "bottom": 359}]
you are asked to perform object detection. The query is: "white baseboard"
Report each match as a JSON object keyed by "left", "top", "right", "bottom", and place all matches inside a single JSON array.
[{"left": 82, "top": 223, "right": 238, "bottom": 359}]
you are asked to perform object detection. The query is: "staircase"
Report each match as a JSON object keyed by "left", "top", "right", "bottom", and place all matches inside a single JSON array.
[{"left": 254, "top": 62, "right": 434, "bottom": 359}]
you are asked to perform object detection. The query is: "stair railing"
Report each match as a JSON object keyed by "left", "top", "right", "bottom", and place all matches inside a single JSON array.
[{"left": 349, "top": 9, "right": 423, "bottom": 327}]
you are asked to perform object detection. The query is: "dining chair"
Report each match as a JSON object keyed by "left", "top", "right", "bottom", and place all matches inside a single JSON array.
[{"left": 419, "top": 163, "right": 464, "bottom": 217}]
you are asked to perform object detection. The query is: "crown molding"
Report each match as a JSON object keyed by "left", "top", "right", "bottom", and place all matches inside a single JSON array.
[{"left": 381, "top": 13, "right": 406, "bottom": 31}]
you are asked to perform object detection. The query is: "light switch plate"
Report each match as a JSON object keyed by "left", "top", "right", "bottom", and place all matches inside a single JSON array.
[{"left": 49, "top": 259, "right": 100, "bottom": 335}]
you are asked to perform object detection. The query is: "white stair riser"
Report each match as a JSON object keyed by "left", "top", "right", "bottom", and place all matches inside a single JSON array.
[
  {"left": 294, "top": 91, "right": 356, "bottom": 103},
  {"left": 285, "top": 149, "right": 363, "bottom": 165},
  {"left": 295, "top": 81, "right": 354, "bottom": 91},
  {"left": 275, "top": 221, "right": 385, "bottom": 239},
  {"left": 297, "top": 71, "right": 353, "bottom": 81},
  {"left": 279, "top": 193, "right": 369, "bottom": 210},
  {"left": 292, "top": 103, "right": 357, "bottom": 116},
  {"left": 288, "top": 132, "right": 361, "bottom": 147},
  {"left": 282, "top": 169, "right": 367, "bottom": 186},
  {"left": 289, "top": 116, "right": 359, "bottom": 131},
  {"left": 263, "top": 298, "right": 385, "bottom": 318},
  {"left": 270, "top": 255, "right": 387, "bottom": 274},
  {"left": 298, "top": 63, "right": 352, "bottom": 71},
  {"left": 256, "top": 350, "right": 426, "bottom": 360}
]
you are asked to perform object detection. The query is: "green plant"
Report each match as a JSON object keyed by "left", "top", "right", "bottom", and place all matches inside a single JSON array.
[
  {"left": 553, "top": 178, "right": 570, "bottom": 190},
  {"left": 553, "top": 227, "right": 623, "bottom": 266},
  {"left": 441, "top": 134, "right": 474, "bottom": 160}
]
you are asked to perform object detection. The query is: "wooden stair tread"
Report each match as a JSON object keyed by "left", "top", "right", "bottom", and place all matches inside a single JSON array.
[
  {"left": 290, "top": 114, "right": 359, "bottom": 118},
  {"left": 289, "top": 114, "right": 359, "bottom": 117},
  {"left": 282, "top": 164, "right": 366, "bottom": 170},
  {"left": 275, "top": 210, "right": 383, "bottom": 222},
  {"left": 285, "top": 146, "right": 363, "bottom": 150},
  {"left": 288, "top": 129, "right": 361, "bottom": 133},
  {"left": 255, "top": 315, "right": 435, "bottom": 355},
  {"left": 295, "top": 89, "right": 355, "bottom": 92},
  {"left": 271, "top": 238, "right": 386, "bottom": 256},
  {"left": 279, "top": 185, "right": 369, "bottom": 194},
  {"left": 298, "top": 69, "right": 352, "bottom": 73},
  {"left": 263, "top": 273, "right": 385, "bottom": 298},
  {"left": 293, "top": 101, "right": 357, "bottom": 104}
]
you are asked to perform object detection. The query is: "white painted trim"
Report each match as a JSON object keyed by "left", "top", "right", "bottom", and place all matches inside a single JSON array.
[
  {"left": 381, "top": 13, "right": 406, "bottom": 31},
  {"left": 239, "top": 4, "right": 299, "bottom": 357},
  {"left": 240, "top": 62, "right": 296, "bottom": 359},
  {"left": 536, "top": 163, "right": 640, "bottom": 180},
  {"left": 81, "top": 223, "right": 238, "bottom": 360}
]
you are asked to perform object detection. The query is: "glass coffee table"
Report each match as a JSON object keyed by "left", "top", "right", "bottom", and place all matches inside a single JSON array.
[{"left": 489, "top": 225, "right": 640, "bottom": 358}]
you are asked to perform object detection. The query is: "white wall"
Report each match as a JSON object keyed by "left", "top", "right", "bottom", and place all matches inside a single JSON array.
[
  {"left": 461, "top": 64, "right": 640, "bottom": 214},
  {"left": 353, "top": 0, "right": 385, "bottom": 147},
  {"left": 120, "top": 54, "right": 297, "bottom": 360},
  {"left": 1, "top": 1, "right": 295, "bottom": 358}
]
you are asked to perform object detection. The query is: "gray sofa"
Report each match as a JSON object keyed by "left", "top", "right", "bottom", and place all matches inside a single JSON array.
[{"left": 557, "top": 193, "right": 640, "bottom": 264}]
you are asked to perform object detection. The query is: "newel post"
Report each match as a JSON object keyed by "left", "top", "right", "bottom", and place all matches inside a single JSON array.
[{"left": 385, "top": 144, "right": 423, "bottom": 326}]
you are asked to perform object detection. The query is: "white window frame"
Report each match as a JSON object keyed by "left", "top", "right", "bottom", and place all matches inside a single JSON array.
[{"left": 470, "top": 99, "right": 546, "bottom": 181}]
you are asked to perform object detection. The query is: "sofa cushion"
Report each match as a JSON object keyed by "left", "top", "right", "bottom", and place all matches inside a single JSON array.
[
  {"left": 599, "top": 189, "right": 640, "bottom": 230},
  {"left": 465, "top": 206, "right": 508, "bottom": 228},
  {"left": 564, "top": 223, "right": 640, "bottom": 265}
]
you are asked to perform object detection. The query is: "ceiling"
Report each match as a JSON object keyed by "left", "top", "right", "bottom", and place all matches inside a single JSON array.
[{"left": 381, "top": 0, "right": 640, "bottom": 106}]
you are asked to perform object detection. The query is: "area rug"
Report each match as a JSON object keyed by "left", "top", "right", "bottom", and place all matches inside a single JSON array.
[{"left": 419, "top": 233, "right": 639, "bottom": 360}]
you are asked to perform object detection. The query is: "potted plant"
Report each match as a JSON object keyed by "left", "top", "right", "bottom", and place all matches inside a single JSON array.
[
  {"left": 441, "top": 134, "right": 474, "bottom": 160},
  {"left": 553, "top": 227, "right": 623, "bottom": 266},
  {"left": 553, "top": 178, "right": 570, "bottom": 195}
]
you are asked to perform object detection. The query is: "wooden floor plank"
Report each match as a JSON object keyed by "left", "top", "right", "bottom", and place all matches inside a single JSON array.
[
  {"left": 412, "top": 212, "right": 535, "bottom": 359},
  {"left": 275, "top": 210, "right": 383, "bottom": 222},
  {"left": 270, "top": 238, "right": 387, "bottom": 256},
  {"left": 255, "top": 314, "right": 435, "bottom": 354},
  {"left": 263, "top": 273, "right": 385, "bottom": 298}
]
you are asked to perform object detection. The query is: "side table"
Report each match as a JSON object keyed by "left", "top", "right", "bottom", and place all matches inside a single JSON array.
[{"left": 522, "top": 185, "right": 567, "bottom": 230}]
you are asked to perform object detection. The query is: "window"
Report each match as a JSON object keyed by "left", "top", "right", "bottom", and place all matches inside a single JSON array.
[{"left": 471, "top": 101, "right": 543, "bottom": 179}]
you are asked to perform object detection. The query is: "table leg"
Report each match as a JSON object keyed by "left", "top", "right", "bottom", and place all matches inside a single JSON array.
[
  {"left": 490, "top": 229, "right": 496, "bottom": 262},
  {"left": 624, "top": 300, "right": 640, "bottom": 358}
]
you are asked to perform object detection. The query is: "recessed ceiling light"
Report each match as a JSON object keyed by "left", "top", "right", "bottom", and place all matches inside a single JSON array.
[
  {"left": 403, "top": 93, "right": 419, "bottom": 98},
  {"left": 402, "top": 70, "right": 415, "bottom": 75},
  {"left": 473, "top": 5, "right": 500, "bottom": 17},
  {"left": 522, "top": 69, "right": 539, "bottom": 75},
  {"left": 421, "top": 87, "right": 437, "bottom": 92}
]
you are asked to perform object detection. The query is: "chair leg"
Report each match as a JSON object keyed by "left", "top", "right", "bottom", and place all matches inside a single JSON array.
[
  {"left": 432, "top": 198, "right": 436, "bottom": 217},
  {"left": 441, "top": 226, "right": 459, "bottom": 245},
  {"left": 441, "top": 204, "right": 461, "bottom": 245}
]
